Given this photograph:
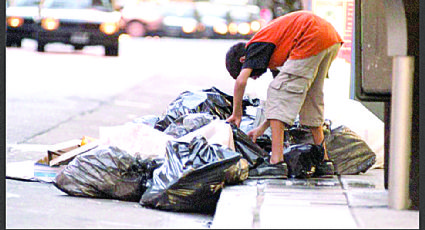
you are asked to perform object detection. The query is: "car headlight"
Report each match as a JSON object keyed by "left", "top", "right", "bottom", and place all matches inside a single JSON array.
[
  {"left": 228, "top": 22, "right": 238, "bottom": 35},
  {"left": 100, "top": 22, "right": 119, "bottom": 35},
  {"left": 238, "top": 22, "right": 251, "bottom": 35},
  {"left": 182, "top": 22, "right": 197, "bottom": 34},
  {"left": 213, "top": 22, "right": 228, "bottom": 35},
  {"left": 7, "top": 16, "right": 24, "bottom": 28},
  {"left": 250, "top": 20, "right": 261, "bottom": 32},
  {"left": 41, "top": 18, "right": 60, "bottom": 31}
]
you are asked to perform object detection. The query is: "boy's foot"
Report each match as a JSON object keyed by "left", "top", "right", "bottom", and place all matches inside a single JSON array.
[
  {"left": 249, "top": 161, "right": 288, "bottom": 179},
  {"left": 314, "top": 160, "right": 335, "bottom": 178}
]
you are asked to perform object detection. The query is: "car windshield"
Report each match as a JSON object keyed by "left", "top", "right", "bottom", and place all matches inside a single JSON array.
[
  {"left": 197, "top": 4, "right": 228, "bottom": 18},
  {"left": 11, "top": 0, "right": 40, "bottom": 7},
  {"left": 162, "top": 4, "right": 195, "bottom": 17},
  {"left": 42, "top": 0, "right": 113, "bottom": 10}
]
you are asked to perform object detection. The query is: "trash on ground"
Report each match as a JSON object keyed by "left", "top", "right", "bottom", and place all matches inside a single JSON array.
[
  {"left": 252, "top": 110, "right": 376, "bottom": 175},
  {"left": 152, "top": 87, "right": 259, "bottom": 132},
  {"left": 324, "top": 125, "right": 376, "bottom": 174},
  {"left": 284, "top": 121, "right": 376, "bottom": 175},
  {"left": 247, "top": 158, "right": 288, "bottom": 179},
  {"left": 99, "top": 123, "right": 174, "bottom": 158},
  {"left": 54, "top": 145, "right": 163, "bottom": 202},
  {"left": 229, "top": 123, "right": 268, "bottom": 168},
  {"left": 176, "top": 118, "right": 235, "bottom": 151},
  {"left": 283, "top": 143, "right": 324, "bottom": 178},
  {"left": 139, "top": 135, "right": 241, "bottom": 213},
  {"left": 48, "top": 140, "right": 99, "bottom": 167},
  {"left": 7, "top": 86, "right": 378, "bottom": 214},
  {"left": 6, "top": 160, "right": 66, "bottom": 183},
  {"left": 224, "top": 158, "right": 249, "bottom": 185}
]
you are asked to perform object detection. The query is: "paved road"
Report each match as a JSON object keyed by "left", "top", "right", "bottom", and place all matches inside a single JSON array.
[
  {"left": 6, "top": 37, "right": 241, "bottom": 146},
  {"left": 5, "top": 36, "right": 252, "bottom": 229}
]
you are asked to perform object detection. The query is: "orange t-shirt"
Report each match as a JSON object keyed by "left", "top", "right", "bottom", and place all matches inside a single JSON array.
[{"left": 246, "top": 10, "right": 343, "bottom": 70}]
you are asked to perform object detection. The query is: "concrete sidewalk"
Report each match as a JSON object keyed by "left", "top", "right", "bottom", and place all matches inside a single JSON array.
[{"left": 211, "top": 168, "right": 419, "bottom": 229}]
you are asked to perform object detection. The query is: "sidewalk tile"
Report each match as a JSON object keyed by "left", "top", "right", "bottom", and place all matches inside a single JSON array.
[{"left": 259, "top": 205, "right": 357, "bottom": 229}]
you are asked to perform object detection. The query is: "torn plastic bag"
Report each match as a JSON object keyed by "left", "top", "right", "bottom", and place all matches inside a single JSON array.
[
  {"left": 284, "top": 143, "right": 325, "bottom": 178},
  {"left": 54, "top": 145, "right": 163, "bottom": 202},
  {"left": 163, "top": 113, "right": 217, "bottom": 138},
  {"left": 154, "top": 87, "right": 260, "bottom": 131},
  {"left": 140, "top": 136, "right": 242, "bottom": 213},
  {"left": 229, "top": 123, "right": 268, "bottom": 168}
]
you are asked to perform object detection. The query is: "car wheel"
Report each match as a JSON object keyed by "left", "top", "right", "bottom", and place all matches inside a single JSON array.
[
  {"left": 15, "top": 39, "right": 22, "bottom": 47},
  {"left": 6, "top": 37, "right": 22, "bottom": 47},
  {"left": 104, "top": 44, "right": 119, "bottom": 56},
  {"left": 73, "top": 45, "right": 84, "bottom": 50},
  {"left": 126, "top": 21, "right": 146, "bottom": 37},
  {"left": 37, "top": 41, "right": 46, "bottom": 52},
  {"left": 6, "top": 38, "right": 14, "bottom": 47}
]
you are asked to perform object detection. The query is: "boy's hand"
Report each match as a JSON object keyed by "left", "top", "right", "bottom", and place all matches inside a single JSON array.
[
  {"left": 226, "top": 114, "right": 242, "bottom": 128},
  {"left": 247, "top": 127, "right": 263, "bottom": 143}
]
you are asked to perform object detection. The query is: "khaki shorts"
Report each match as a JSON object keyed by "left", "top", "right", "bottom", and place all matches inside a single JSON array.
[{"left": 265, "top": 43, "right": 341, "bottom": 127}]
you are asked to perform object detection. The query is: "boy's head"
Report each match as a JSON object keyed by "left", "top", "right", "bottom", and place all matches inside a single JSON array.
[{"left": 225, "top": 42, "right": 246, "bottom": 79}]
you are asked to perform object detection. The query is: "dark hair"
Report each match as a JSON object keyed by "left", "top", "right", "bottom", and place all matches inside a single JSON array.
[{"left": 225, "top": 42, "right": 246, "bottom": 79}]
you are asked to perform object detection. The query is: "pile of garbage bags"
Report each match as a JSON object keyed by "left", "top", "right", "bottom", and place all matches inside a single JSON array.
[{"left": 53, "top": 87, "right": 376, "bottom": 213}]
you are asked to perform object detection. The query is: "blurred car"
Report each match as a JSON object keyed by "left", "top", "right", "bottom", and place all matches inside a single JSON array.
[
  {"left": 226, "top": 4, "right": 264, "bottom": 39},
  {"left": 36, "top": 0, "right": 123, "bottom": 56},
  {"left": 159, "top": 2, "right": 204, "bottom": 39},
  {"left": 120, "top": 1, "right": 163, "bottom": 37},
  {"left": 195, "top": 2, "right": 229, "bottom": 39},
  {"left": 6, "top": 0, "right": 41, "bottom": 47}
]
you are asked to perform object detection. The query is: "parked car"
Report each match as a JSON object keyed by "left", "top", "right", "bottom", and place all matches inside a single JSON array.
[
  {"left": 195, "top": 2, "right": 229, "bottom": 39},
  {"left": 6, "top": 0, "right": 41, "bottom": 47},
  {"left": 159, "top": 2, "right": 204, "bottom": 39},
  {"left": 120, "top": 1, "right": 163, "bottom": 37},
  {"left": 195, "top": 2, "right": 264, "bottom": 39},
  {"left": 226, "top": 4, "right": 264, "bottom": 39},
  {"left": 36, "top": 0, "right": 123, "bottom": 56}
]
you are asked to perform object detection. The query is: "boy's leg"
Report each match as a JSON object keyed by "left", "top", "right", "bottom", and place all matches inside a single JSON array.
[
  {"left": 270, "top": 119, "right": 285, "bottom": 164},
  {"left": 310, "top": 125, "right": 329, "bottom": 160}
]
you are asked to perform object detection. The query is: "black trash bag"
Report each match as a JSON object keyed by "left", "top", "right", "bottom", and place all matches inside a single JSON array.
[
  {"left": 140, "top": 136, "right": 242, "bottom": 213},
  {"left": 154, "top": 87, "right": 260, "bottom": 131},
  {"left": 247, "top": 157, "right": 288, "bottom": 179},
  {"left": 54, "top": 145, "right": 163, "bottom": 202},
  {"left": 284, "top": 143, "right": 325, "bottom": 178},
  {"left": 228, "top": 123, "right": 288, "bottom": 179},
  {"left": 229, "top": 123, "right": 269, "bottom": 168},
  {"left": 286, "top": 122, "right": 376, "bottom": 175},
  {"left": 163, "top": 113, "right": 217, "bottom": 138},
  {"left": 252, "top": 131, "right": 293, "bottom": 154},
  {"left": 254, "top": 135, "right": 272, "bottom": 153},
  {"left": 286, "top": 119, "right": 332, "bottom": 144},
  {"left": 325, "top": 125, "right": 376, "bottom": 175},
  {"left": 238, "top": 113, "right": 257, "bottom": 134}
]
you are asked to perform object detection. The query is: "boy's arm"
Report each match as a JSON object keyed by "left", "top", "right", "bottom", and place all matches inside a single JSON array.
[{"left": 226, "top": 68, "right": 252, "bottom": 127}]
